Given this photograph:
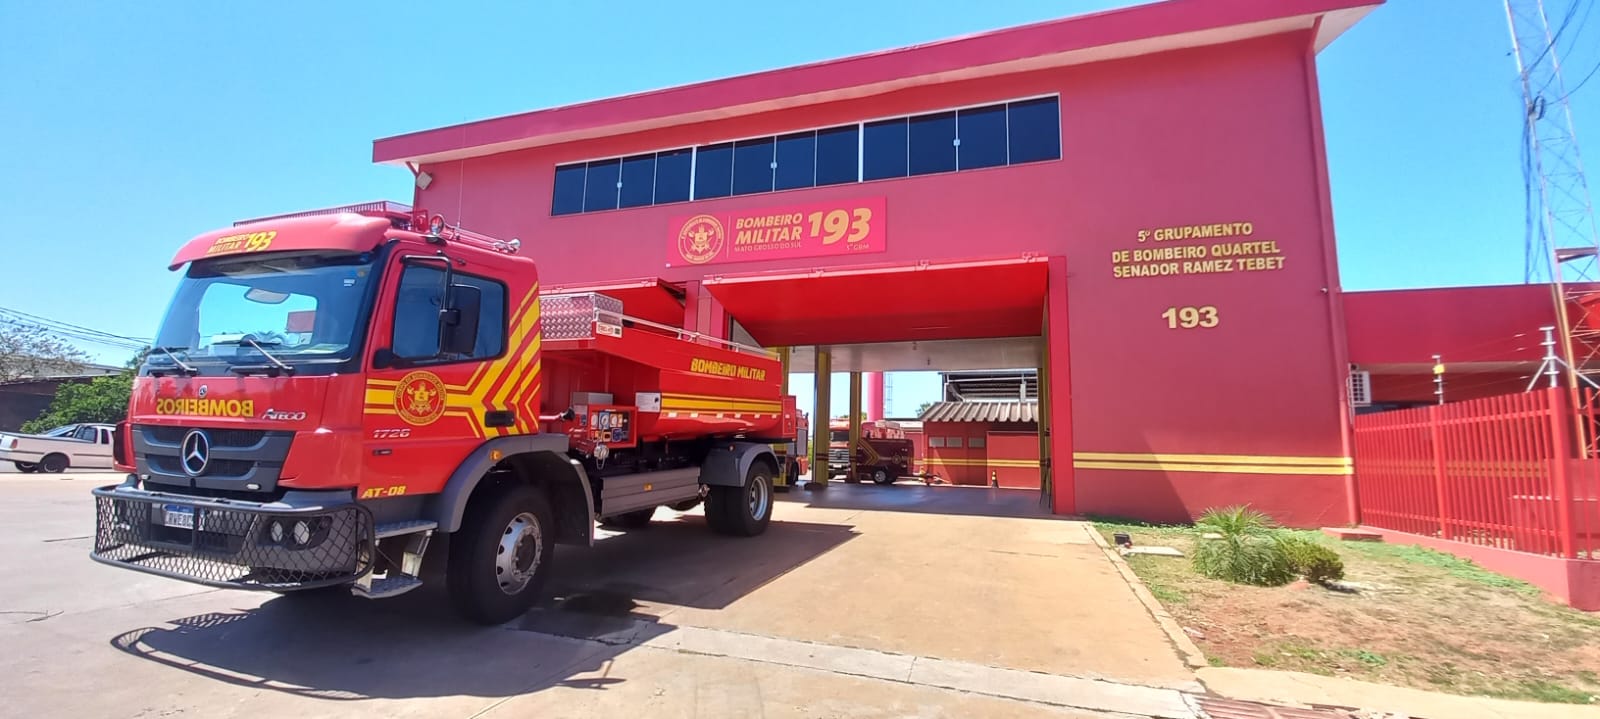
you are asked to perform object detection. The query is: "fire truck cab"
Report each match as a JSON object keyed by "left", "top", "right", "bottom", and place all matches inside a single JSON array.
[
  {"left": 92, "top": 203, "right": 803, "bottom": 624},
  {"left": 828, "top": 418, "right": 914, "bottom": 484}
]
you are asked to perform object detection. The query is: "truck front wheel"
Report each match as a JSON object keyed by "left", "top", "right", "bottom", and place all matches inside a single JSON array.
[
  {"left": 871, "top": 466, "right": 893, "bottom": 485},
  {"left": 706, "top": 462, "right": 773, "bottom": 537},
  {"left": 447, "top": 484, "right": 555, "bottom": 625}
]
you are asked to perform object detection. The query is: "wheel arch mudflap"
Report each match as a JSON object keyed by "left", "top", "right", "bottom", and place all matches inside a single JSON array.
[
  {"left": 428, "top": 434, "right": 595, "bottom": 545},
  {"left": 700, "top": 441, "right": 779, "bottom": 488}
]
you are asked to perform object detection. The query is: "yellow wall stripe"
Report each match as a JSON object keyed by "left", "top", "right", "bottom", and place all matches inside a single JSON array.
[
  {"left": 1073, "top": 460, "right": 1353, "bottom": 476},
  {"left": 1072, "top": 451, "right": 1351, "bottom": 468}
]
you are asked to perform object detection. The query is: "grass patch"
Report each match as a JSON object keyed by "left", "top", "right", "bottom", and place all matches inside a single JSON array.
[
  {"left": 1342, "top": 543, "right": 1539, "bottom": 594},
  {"left": 1146, "top": 582, "right": 1188, "bottom": 605},
  {"left": 1487, "top": 680, "right": 1597, "bottom": 704},
  {"left": 1090, "top": 517, "right": 1600, "bottom": 704},
  {"left": 1340, "top": 648, "right": 1389, "bottom": 668}
]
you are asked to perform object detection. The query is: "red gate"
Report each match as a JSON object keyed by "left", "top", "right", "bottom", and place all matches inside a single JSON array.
[{"left": 1354, "top": 387, "right": 1600, "bottom": 559}]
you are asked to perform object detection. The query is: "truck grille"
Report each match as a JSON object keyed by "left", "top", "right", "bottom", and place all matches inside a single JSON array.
[
  {"left": 133, "top": 425, "right": 292, "bottom": 493},
  {"left": 828, "top": 449, "right": 851, "bottom": 464},
  {"left": 93, "top": 488, "right": 373, "bottom": 590},
  {"left": 143, "top": 426, "right": 267, "bottom": 448}
]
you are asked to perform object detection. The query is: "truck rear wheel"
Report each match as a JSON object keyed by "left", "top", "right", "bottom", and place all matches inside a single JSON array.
[
  {"left": 13, "top": 462, "right": 38, "bottom": 473},
  {"left": 705, "top": 462, "right": 773, "bottom": 537},
  {"left": 40, "top": 454, "right": 68, "bottom": 474},
  {"left": 447, "top": 484, "right": 555, "bottom": 625}
]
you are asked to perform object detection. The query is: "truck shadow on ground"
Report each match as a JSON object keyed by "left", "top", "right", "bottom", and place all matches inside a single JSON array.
[
  {"left": 107, "top": 514, "right": 856, "bottom": 702},
  {"left": 782, "top": 482, "right": 1060, "bottom": 520}
]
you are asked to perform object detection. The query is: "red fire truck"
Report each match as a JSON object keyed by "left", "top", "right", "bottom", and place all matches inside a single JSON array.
[
  {"left": 827, "top": 419, "right": 914, "bottom": 484},
  {"left": 92, "top": 203, "right": 803, "bottom": 624}
]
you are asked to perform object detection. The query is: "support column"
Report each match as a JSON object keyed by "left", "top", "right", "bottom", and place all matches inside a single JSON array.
[
  {"left": 866, "top": 372, "right": 885, "bottom": 421},
  {"left": 1045, "top": 256, "right": 1075, "bottom": 516},
  {"left": 808, "top": 347, "right": 831, "bottom": 491},
  {"left": 1038, "top": 307, "right": 1052, "bottom": 503},
  {"left": 778, "top": 347, "right": 791, "bottom": 395},
  {"left": 849, "top": 372, "right": 863, "bottom": 483}
]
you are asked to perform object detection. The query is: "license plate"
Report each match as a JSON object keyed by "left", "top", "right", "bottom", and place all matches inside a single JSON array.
[{"left": 162, "top": 504, "right": 196, "bottom": 530}]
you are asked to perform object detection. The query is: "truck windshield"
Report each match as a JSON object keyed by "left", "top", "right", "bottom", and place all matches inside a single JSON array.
[
  {"left": 146, "top": 251, "right": 378, "bottom": 376},
  {"left": 830, "top": 430, "right": 850, "bottom": 442}
]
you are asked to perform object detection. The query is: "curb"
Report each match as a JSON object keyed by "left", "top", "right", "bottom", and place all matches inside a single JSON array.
[{"left": 1083, "top": 524, "right": 1210, "bottom": 670}]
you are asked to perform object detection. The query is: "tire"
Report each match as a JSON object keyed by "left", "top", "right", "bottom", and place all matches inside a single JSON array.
[
  {"left": 705, "top": 461, "right": 774, "bottom": 537},
  {"left": 446, "top": 484, "right": 555, "bottom": 625},
  {"left": 13, "top": 462, "right": 38, "bottom": 473},
  {"left": 40, "top": 454, "right": 68, "bottom": 474},
  {"left": 871, "top": 466, "right": 893, "bottom": 485},
  {"left": 601, "top": 507, "right": 655, "bottom": 529}
]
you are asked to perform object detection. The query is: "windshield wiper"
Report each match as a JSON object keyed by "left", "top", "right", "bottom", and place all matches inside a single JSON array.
[
  {"left": 215, "top": 337, "right": 295, "bottom": 375},
  {"left": 150, "top": 346, "right": 199, "bottom": 376}
]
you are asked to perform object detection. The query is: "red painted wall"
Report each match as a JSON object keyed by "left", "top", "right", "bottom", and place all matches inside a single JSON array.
[
  {"left": 411, "top": 31, "right": 1351, "bottom": 526},
  {"left": 987, "top": 432, "right": 1041, "bottom": 490},
  {"left": 1344, "top": 284, "right": 1557, "bottom": 365}
]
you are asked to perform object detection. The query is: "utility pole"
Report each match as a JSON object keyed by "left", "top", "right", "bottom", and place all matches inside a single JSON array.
[{"left": 1506, "top": 1, "right": 1600, "bottom": 389}]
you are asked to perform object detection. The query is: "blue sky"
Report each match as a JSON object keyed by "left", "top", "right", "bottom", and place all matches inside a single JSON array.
[{"left": 4, "top": 1, "right": 1599, "bottom": 416}]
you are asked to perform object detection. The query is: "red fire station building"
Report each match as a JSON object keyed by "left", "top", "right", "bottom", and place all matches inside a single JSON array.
[{"left": 372, "top": 0, "right": 1387, "bottom": 526}]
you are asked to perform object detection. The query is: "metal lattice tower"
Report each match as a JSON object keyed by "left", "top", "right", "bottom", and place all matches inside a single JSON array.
[{"left": 1506, "top": 0, "right": 1600, "bottom": 387}]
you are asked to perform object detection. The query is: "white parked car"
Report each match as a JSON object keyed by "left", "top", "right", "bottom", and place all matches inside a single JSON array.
[{"left": 0, "top": 423, "right": 118, "bottom": 473}]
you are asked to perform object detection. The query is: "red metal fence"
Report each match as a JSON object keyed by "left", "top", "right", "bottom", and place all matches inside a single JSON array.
[{"left": 1354, "top": 387, "right": 1600, "bottom": 559}]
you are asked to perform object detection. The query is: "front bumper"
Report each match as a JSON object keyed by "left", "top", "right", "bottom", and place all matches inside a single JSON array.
[{"left": 92, "top": 479, "right": 374, "bottom": 590}]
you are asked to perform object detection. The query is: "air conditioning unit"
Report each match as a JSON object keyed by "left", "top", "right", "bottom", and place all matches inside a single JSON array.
[{"left": 1348, "top": 370, "right": 1373, "bottom": 408}]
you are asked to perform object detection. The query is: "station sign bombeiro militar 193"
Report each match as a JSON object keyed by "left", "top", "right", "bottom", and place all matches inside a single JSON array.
[{"left": 668, "top": 197, "right": 888, "bottom": 266}]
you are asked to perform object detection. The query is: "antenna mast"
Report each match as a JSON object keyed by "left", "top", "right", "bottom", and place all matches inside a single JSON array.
[{"left": 1506, "top": 0, "right": 1600, "bottom": 390}]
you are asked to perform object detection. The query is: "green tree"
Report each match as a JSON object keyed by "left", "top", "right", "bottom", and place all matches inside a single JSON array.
[
  {"left": 915, "top": 401, "right": 934, "bottom": 418},
  {"left": 0, "top": 319, "right": 89, "bottom": 381},
  {"left": 20, "top": 349, "right": 145, "bottom": 433}
]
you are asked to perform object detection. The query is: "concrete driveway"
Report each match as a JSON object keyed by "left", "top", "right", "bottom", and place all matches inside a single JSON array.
[{"left": 0, "top": 473, "right": 1198, "bottom": 718}]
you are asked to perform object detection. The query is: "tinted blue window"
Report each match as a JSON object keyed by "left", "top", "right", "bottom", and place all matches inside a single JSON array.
[
  {"left": 908, "top": 111, "right": 956, "bottom": 176},
  {"left": 1008, "top": 97, "right": 1061, "bottom": 164},
  {"left": 654, "top": 148, "right": 692, "bottom": 204},
  {"left": 862, "top": 118, "right": 907, "bottom": 181},
  {"left": 694, "top": 143, "right": 733, "bottom": 199},
  {"left": 774, "top": 131, "right": 816, "bottom": 190},
  {"left": 551, "top": 164, "right": 586, "bottom": 215},
  {"left": 619, "top": 154, "right": 655, "bottom": 208},
  {"left": 733, "top": 137, "right": 775, "bottom": 195},
  {"left": 815, "top": 125, "right": 858, "bottom": 186},
  {"left": 583, "top": 159, "right": 620, "bottom": 212},
  {"left": 957, "top": 104, "right": 1007, "bottom": 170}
]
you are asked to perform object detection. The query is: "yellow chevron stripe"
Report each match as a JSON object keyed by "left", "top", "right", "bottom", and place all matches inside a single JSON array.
[
  {"left": 1072, "top": 451, "right": 1351, "bottom": 468},
  {"left": 1072, "top": 460, "right": 1352, "bottom": 476}
]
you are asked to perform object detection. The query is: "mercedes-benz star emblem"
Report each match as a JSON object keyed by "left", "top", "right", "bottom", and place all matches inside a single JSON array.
[
  {"left": 181, "top": 429, "right": 211, "bottom": 477},
  {"left": 197, "top": 385, "right": 208, "bottom": 399}
]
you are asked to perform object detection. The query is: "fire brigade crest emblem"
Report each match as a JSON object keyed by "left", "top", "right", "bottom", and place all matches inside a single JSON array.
[
  {"left": 676, "top": 214, "right": 725, "bottom": 265},
  {"left": 394, "top": 370, "right": 448, "bottom": 426}
]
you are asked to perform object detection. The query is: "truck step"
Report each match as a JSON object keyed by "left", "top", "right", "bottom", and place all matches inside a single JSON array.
[
  {"left": 352, "top": 575, "right": 423, "bottom": 599},
  {"left": 375, "top": 520, "right": 438, "bottom": 539}
]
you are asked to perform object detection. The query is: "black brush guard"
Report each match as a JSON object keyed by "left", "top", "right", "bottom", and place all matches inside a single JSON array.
[{"left": 92, "top": 482, "right": 374, "bottom": 591}]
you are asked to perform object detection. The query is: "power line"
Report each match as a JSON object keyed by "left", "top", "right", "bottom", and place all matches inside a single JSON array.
[
  {"left": 0, "top": 306, "right": 151, "bottom": 344},
  {"left": 0, "top": 307, "right": 151, "bottom": 353}
]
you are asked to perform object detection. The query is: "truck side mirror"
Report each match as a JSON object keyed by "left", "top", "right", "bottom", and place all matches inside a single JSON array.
[{"left": 440, "top": 283, "right": 481, "bottom": 356}]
